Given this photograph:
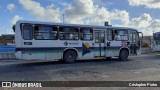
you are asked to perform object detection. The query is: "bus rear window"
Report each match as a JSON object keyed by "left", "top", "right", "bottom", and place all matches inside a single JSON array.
[{"left": 22, "top": 25, "right": 33, "bottom": 40}]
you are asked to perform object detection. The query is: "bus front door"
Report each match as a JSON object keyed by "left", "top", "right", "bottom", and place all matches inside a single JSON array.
[
  {"left": 94, "top": 30, "right": 105, "bottom": 57},
  {"left": 130, "top": 31, "right": 139, "bottom": 55}
]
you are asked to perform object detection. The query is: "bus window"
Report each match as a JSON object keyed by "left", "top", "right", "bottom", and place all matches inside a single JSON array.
[
  {"left": 22, "top": 25, "right": 33, "bottom": 40},
  {"left": 129, "top": 31, "right": 139, "bottom": 43},
  {"left": 107, "top": 29, "right": 113, "bottom": 41},
  {"left": 95, "top": 32, "right": 99, "bottom": 43},
  {"left": 154, "top": 32, "right": 160, "bottom": 40},
  {"left": 114, "top": 30, "right": 128, "bottom": 41},
  {"left": 59, "top": 27, "right": 79, "bottom": 40},
  {"left": 34, "top": 26, "right": 58, "bottom": 40},
  {"left": 80, "top": 28, "right": 93, "bottom": 40}
]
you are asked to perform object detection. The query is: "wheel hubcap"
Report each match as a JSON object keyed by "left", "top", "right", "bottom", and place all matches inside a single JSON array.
[{"left": 68, "top": 53, "right": 73, "bottom": 60}]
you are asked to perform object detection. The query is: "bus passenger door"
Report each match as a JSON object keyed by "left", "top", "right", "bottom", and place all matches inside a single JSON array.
[
  {"left": 130, "top": 31, "right": 140, "bottom": 55},
  {"left": 94, "top": 30, "right": 105, "bottom": 57}
]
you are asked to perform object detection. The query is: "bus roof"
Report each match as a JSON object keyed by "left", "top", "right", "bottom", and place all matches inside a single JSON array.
[{"left": 16, "top": 20, "right": 137, "bottom": 31}]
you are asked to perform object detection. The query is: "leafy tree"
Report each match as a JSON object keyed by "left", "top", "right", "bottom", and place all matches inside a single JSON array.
[{"left": 0, "top": 36, "right": 4, "bottom": 40}]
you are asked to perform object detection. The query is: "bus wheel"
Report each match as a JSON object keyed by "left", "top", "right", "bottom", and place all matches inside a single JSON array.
[
  {"left": 119, "top": 49, "right": 128, "bottom": 60},
  {"left": 63, "top": 50, "right": 77, "bottom": 64}
]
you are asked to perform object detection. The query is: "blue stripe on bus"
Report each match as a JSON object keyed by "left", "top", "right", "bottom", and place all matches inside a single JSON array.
[
  {"left": 15, "top": 46, "right": 124, "bottom": 51},
  {"left": 16, "top": 47, "right": 95, "bottom": 52}
]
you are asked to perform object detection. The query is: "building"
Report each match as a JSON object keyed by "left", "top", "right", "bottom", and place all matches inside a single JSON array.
[
  {"left": 0, "top": 34, "right": 15, "bottom": 45},
  {"left": 142, "top": 36, "right": 152, "bottom": 47}
]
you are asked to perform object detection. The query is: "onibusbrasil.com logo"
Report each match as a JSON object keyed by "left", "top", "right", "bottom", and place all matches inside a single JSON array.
[
  {"left": 1, "top": 82, "right": 42, "bottom": 87},
  {"left": 2, "top": 82, "right": 11, "bottom": 87}
]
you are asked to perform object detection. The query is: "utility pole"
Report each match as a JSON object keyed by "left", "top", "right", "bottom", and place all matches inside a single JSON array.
[{"left": 62, "top": 14, "right": 65, "bottom": 23}]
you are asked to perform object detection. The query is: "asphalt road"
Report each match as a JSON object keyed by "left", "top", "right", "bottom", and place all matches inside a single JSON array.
[{"left": 0, "top": 53, "right": 160, "bottom": 82}]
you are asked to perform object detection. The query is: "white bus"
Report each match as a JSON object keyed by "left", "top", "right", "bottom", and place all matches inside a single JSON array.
[
  {"left": 14, "top": 20, "right": 142, "bottom": 63},
  {"left": 153, "top": 32, "right": 160, "bottom": 52}
]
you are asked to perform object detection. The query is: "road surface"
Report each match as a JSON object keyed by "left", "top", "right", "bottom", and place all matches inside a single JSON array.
[{"left": 0, "top": 53, "right": 160, "bottom": 90}]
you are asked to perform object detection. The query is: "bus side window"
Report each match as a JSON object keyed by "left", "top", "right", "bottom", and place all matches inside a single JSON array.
[
  {"left": 114, "top": 30, "right": 128, "bottom": 41},
  {"left": 114, "top": 30, "right": 118, "bottom": 40},
  {"left": 80, "top": 28, "right": 93, "bottom": 40},
  {"left": 107, "top": 29, "right": 113, "bottom": 41},
  {"left": 34, "top": 25, "right": 58, "bottom": 40},
  {"left": 22, "top": 24, "right": 33, "bottom": 40},
  {"left": 51, "top": 27, "right": 58, "bottom": 40},
  {"left": 59, "top": 27, "right": 79, "bottom": 40}
]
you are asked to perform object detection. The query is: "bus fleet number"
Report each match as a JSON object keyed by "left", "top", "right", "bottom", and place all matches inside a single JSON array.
[{"left": 24, "top": 42, "right": 32, "bottom": 45}]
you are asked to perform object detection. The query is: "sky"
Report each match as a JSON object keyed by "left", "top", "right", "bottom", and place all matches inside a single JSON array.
[{"left": 0, "top": 0, "right": 160, "bottom": 36}]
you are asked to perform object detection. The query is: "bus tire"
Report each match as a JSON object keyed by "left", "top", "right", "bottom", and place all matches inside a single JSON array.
[
  {"left": 63, "top": 50, "right": 77, "bottom": 64},
  {"left": 119, "top": 49, "right": 128, "bottom": 60}
]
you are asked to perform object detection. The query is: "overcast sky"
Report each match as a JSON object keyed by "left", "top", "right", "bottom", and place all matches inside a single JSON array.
[{"left": 0, "top": 0, "right": 160, "bottom": 36}]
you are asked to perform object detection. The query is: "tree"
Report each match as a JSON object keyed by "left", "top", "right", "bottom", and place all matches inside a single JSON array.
[
  {"left": 0, "top": 36, "right": 5, "bottom": 44},
  {"left": 0, "top": 36, "right": 4, "bottom": 40}
]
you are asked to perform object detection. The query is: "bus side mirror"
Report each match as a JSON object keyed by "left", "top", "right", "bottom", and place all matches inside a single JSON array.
[
  {"left": 138, "top": 32, "right": 143, "bottom": 39},
  {"left": 12, "top": 25, "right": 15, "bottom": 32}
]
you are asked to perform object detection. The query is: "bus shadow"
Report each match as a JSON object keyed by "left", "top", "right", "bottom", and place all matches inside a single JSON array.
[
  {"left": 76, "top": 58, "right": 131, "bottom": 63},
  {"left": 19, "top": 58, "right": 132, "bottom": 66},
  {"left": 0, "top": 58, "right": 133, "bottom": 74}
]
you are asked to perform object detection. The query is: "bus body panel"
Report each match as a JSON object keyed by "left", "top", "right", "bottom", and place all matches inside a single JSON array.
[
  {"left": 105, "top": 41, "right": 122, "bottom": 57},
  {"left": 15, "top": 20, "right": 142, "bottom": 61}
]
